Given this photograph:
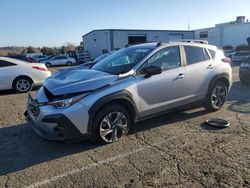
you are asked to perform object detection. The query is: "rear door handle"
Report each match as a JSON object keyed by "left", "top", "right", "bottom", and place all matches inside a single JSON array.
[
  {"left": 207, "top": 64, "right": 214, "bottom": 69},
  {"left": 176, "top": 73, "right": 185, "bottom": 79}
]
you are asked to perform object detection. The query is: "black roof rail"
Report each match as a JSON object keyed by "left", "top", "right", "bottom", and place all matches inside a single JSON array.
[
  {"left": 181, "top": 39, "right": 208, "bottom": 44},
  {"left": 157, "top": 42, "right": 163, "bottom": 47}
]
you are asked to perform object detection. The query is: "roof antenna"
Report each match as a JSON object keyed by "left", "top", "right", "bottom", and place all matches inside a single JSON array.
[{"left": 188, "top": 19, "right": 190, "bottom": 31}]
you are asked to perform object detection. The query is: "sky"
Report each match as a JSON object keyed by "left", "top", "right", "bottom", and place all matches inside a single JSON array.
[{"left": 0, "top": 0, "right": 250, "bottom": 47}]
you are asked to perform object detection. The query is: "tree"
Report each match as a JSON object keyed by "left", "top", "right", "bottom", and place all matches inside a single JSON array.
[
  {"left": 60, "top": 46, "right": 66, "bottom": 54},
  {"left": 41, "top": 47, "right": 55, "bottom": 55},
  {"left": 26, "top": 46, "right": 36, "bottom": 53}
]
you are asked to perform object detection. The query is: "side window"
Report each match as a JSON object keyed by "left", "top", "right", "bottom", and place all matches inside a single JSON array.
[
  {"left": 0, "top": 60, "right": 16, "bottom": 67},
  {"left": 184, "top": 46, "right": 205, "bottom": 65},
  {"left": 208, "top": 49, "right": 216, "bottom": 59},
  {"left": 203, "top": 49, "right": 211, "bottom": 61},
  {"left": 147, "top": 46, "right": 181, "bottom": 71}
]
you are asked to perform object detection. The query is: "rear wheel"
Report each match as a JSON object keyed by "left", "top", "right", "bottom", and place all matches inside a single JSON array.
[
  {"left": 66, "top": 61, "right": 72, "bottom": 66},
  {"left": 204, "top": 81, "right": 228, "bottom": 111},
  {"left": 91, "top": 104, "right": 130, "bottom": 144},
  {"left": 13, "top": 77, "right": 33, "bottom": 93},
  {"left": 45, "top": 62, "right": 52, "bottom": 67}
]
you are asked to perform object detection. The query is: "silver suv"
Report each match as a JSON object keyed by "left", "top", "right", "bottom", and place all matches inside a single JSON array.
[{"left": 25, "top": 41, "right": 232, "bottom": 144}]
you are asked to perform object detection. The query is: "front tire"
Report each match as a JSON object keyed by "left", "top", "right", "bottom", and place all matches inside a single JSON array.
[
  {"left": 204, "top": 81, "right": 228, "bottom": 112},
  {"left": 13, "top": 77, "right": 33, "bottom": 93},
  {"left": 91, "top": 104, "right": 130, "bottom": 144}
]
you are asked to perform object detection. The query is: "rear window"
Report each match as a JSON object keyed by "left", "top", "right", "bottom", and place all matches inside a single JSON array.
[
  {"left": 208, "top": 49, "right": 216, "bottom": 59},
  {"left": 184, "top": 46, "right": 205, "bottom": 65},
  {"left": 0, "top": 60, "right": 16, "bottom": 67}
]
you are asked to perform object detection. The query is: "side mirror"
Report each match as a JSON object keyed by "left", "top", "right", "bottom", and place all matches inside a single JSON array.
[{"left": 142, "top": 65, "right": 162, "bottom": 78}]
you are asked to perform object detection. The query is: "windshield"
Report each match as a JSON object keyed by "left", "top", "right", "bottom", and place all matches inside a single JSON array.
[{"left": 92, "top": 47, "right": 152, "bottom": 74}]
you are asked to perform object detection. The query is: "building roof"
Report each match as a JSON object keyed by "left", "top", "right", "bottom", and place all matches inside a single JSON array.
[{"left": 82, "top": 29, "right": 194, "bottom": 38}]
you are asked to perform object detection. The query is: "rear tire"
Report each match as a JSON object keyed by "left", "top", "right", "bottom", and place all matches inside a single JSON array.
[
  {"left": 45, "top": 62, "right": 52, "bottom": 67},
  {"left": 13, "top": 77, "right": 33, "bottom": 93},
  {"left": 91, "top": 104, "right": 130, "bottom": 144},
  {"left": 204, "top": 81, "right": 228, "bottom": 112},
  {"left": 66, "top": 61, "right": 72, "bottom": 66}
]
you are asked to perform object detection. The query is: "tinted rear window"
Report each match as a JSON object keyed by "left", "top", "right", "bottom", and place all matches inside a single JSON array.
[
  {"left": 0, "top": 60, "right": 16, "bottom": 67},
  {"left": 184, "top": 46, "right": 205, "bottom": 65}
]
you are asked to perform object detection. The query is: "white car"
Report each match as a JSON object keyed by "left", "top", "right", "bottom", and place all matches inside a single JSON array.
[
  {"left": 0, "top": 57, "right": 51, "bottom": 93},
  {"left": 41, "top": 55, "right": 76, "bottom": 67}
]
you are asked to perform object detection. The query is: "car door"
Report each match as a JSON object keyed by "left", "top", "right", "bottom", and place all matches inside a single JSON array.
[
  {"left": 135, "top": 46, "right": 187, "bottom": 117},
  {"left": 183, "top": 46, "right": 215, "bottom": 102},
  {"left": 0, "top": 60, "right": 18, "bottom": 90}
]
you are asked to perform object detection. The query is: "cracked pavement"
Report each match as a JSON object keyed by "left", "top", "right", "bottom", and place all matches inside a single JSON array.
[{"left": 0, "top": 66, "right": 249, "bottom": 188}]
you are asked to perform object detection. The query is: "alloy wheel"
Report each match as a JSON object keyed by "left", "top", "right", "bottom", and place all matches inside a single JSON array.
[
  {"left": 211, "top": 84, "right": 227, "bottom": 109},
  {"left": 16, "top": 79, "right": 30, "bottom": 92},
  {"left": 99, "top": 111, "right": 128, "bottom": 143}
]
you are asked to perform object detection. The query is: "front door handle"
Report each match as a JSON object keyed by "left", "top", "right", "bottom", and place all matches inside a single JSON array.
[
  {"left": 176, "top": 73, "right": 185, "bottom": 79},
  {"left": 207, "top": 64, "right": 214, "bottom": 69}
]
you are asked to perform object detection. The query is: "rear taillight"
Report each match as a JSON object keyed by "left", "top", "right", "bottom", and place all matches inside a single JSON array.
[
  {"left": 32, "top": 66, "right": 48, "bottom": 71},
  {"left": 222, "top": 57, "right": 231, "bottom": 63}
]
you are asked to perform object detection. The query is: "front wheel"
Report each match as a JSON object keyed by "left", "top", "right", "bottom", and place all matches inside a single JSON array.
[
  {"left": 204, "top": 81, "right": 228, "bottom": 112},
  {"left": 91, "top": 104, "right": 130, "bottom": 144}
]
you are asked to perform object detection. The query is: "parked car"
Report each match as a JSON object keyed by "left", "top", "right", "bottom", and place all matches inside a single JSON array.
[
  {"left": 81, "top": 52, "right": 115, "bottom": 68},
  {"left": 0, "top": 57, "right": 51, "bottom": 93},
  {"left": 40, "top": 55, "right": 76, "bottom": 67},
  {"left": 239, "top": 56, "right": 250, "bottom": 84},
  {"left": 231, "top": 52, "right": 250, "bottom": 63},
  {"left": 8, "top": 55, "right": 38, "bottom": 63},
  {"left": 76, "top": 51, "right": 91, "bottom": 64},
  {"left": 223, "top": 49, "right": 236, "bottom": 58},
  {"left": 33, "top": 55, "right": 48, "bottom": 62},
  {"left": 25, "top": 41, "right": 232, "bottom": 144}
]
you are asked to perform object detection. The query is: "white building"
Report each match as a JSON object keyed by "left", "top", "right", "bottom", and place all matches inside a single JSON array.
[
  {"left": 195, "top": 16, "right": 250, "bottom": 48},
  {"left": 82, "top": 29, "right": 194, "bottom": 58},
  {"left": 82, "top": 16, "right": 250, "bottom": 58}
]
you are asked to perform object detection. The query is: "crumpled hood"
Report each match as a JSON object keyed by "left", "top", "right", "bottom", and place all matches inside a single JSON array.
[{"left": 44, "top": 68, "right": 118, "bottom": 96}]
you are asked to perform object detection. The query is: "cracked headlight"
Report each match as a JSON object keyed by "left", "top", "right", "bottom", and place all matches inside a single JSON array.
[{"left": 49, "top": 93, "right": 88, "bottom": 109}]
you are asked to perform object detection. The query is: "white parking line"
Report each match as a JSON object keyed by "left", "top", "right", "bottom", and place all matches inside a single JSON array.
[{"left": 25, "top": 134, "right": 187, "bottom": 188}]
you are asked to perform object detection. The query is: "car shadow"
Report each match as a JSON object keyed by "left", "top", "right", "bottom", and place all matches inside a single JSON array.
[
  {"left": 0, "top": 123, "right": 98, "bottom": 175},
  {"left": 0, "top": 86, "right": 41, "bottom": 96},
  {"left": 130, "top": 108, "right": 208, "bottom": 134},
  {"left": 0, "top": 108, "right": 209, "bottom": 176},
  {"left": 227, "top": 81, "right": 250, "bottom": 113}
]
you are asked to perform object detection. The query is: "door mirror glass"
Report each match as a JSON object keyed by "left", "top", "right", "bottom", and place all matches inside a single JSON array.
[{"left": 142, "top": 65, "right": 162, "bottom": 78}]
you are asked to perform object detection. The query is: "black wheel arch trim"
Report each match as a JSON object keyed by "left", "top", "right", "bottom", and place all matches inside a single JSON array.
[
  {"left": 87, "top": 90, "right": 139, "bottom": 135},
  {"left": 209, "top": 73, "right": 230, "bottom": 89}
]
